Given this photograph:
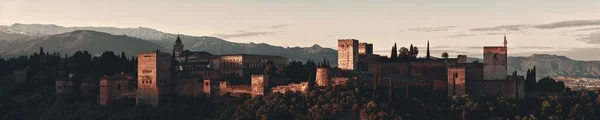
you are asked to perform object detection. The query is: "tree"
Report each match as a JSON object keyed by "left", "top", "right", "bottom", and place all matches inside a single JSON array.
[
  {"left": 398, "top": 47, "right": 409, "bottom": 59},
  {"left": 426, "top": 41, "right": 431, "bottom": 59},
  {"left": 442, "top": 52, "right": 449, "bottom": 59},
  {"left": 263, "top": 60, "right": 276, "bottom": 76},
  {"left": 391, "top": 43, "right": 398, "bottom": 60},
  {"left": 412, "top": 46, "right": 419, "bottom": 59}
]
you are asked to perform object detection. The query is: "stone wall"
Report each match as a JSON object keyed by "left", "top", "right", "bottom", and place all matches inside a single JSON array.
[
  {"left": 99, "top": 74, "right": 136, "bottom": 105},
  {"left": 272, "top": 82, "right": 308, "bottom": 94}
]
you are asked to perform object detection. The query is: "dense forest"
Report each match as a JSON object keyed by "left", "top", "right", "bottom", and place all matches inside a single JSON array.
[{"left": 0, "top": 48, "right": 598, "bottom": 120}]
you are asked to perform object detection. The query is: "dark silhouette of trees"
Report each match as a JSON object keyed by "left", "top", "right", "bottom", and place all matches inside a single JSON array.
[
  {"left": 398, "top": 47, "right": 409, "bottom": 59},
  {"left": 411, "top": 46, "right": 419, "bottom": 59},
  {"left": 442, "top": 52, "right": 449, "bottom": 59},
  {"left": 391, "top": 43, "right": 398, "bottom": 60}
]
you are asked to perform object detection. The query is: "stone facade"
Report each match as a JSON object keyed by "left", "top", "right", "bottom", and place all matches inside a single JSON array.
[
  {"left": 272, "top": 82, "right": 309, "bottom": 94},
  {"left": 136, "top": 52, "right": 172, "bottom": 106},
  {"left": 251, "top": 75, "right": 269, "bottom": 96},
  {"left": 447, "top": 67, "right": 466, "bottom": 96},
  {"left": 316, "top": 67, "right": 329, "bottom": 87},
  {"left": 332, "top": 77, "right": 351, "bottom": 86},
  {"left": 470, "top": 76, "right": 524, "bottom": 98},
  {"left": 338, "top": 39, "right": 359, "bottom": 71},
  {"left": 219, "top": 54, "right": 288, "bottom": 77},
  {"left": 173, "top": 37, "right": 288, "bottom": 78},
  {"left": 483, "top": 47, "right": 507, "bottom": 80},
  {"left": 99, "top": 73, "right": 136, "bottom": 105},
  {"left": 173, "top": 73, "right": 205, "bottom": 97}
]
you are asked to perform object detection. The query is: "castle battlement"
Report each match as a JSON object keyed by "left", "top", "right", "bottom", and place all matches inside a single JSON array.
[
  {"left": 138, "top": 52, "right": 171, "bottom": 57},
  {"left": 226, "top": 85, "right": 252, "bottom": 89},
  {"left": 338, "top": 39, "right": 358, "bottom": 43}
]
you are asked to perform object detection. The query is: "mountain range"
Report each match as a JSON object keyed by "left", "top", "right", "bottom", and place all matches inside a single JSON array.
[{"left": 1, "top": 23, "right": 600, "bottom": 78}]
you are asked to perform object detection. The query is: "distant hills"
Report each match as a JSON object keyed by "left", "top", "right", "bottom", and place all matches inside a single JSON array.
[
  {"left": 508, "top": 54, "right": 600, "bottom": 78},
  {"left": 0, "top": 23, "right": 337, "bottom": 62},
  {"left": 0, "top": 30, "right": 162, "bottom": 57},
  {"left": 1, "top": 23, "right": 600, "bottom": 78}
]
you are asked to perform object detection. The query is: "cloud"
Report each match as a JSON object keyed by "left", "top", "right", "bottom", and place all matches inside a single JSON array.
[
  {"left": 214, "top": 31, "right": 276, "bottom": 39},
  {"left": 482, "top": 32, "right": 506, "bottom": 35},
  {"left": 574, "top": 27, "right": 600, "bottom": 32},
  {"left": 513, "top": 46, "right": 559, "bottom": 50},
  {"left": 577, "top": 31, "right": 600, "bottom": 44},
  {"left": 403, "top": 26, "right": 457, "bottom": 32},
  {"left": 268, "top": 24, "right": 290, "bottom": 29},
  {"left": 445, "top": 34, "right": 478, "bottom": 38},
  {"left": 532, "top": 20, "right": 600, "bottom": 29},
  {"left": 468, "top": 20, "right": 600, "bottom": 32},
  {"left": 214, "top": 24, "right": 290, "bottom": 38},
  {"left": 469, "top": 25, "right": 529, "bottom": 31}
]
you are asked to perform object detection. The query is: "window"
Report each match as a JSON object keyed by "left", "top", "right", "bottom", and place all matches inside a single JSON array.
[{"left": 118, "top": 84, "right": 121, "bottom": 91}]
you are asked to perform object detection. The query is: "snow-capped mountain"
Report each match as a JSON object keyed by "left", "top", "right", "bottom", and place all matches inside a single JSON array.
[{"left": 0, "top": 23, "right": 175, "bottom": 41}]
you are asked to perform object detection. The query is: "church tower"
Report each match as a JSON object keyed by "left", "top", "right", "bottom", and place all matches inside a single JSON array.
[
  {"left": 173, "top": 35, "right": 184, "bottom": 57},
  {"left": 503, "top": 34, "right": 508, "bottom": 48}
]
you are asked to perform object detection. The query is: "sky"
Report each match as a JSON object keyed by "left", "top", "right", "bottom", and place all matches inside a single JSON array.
[{"left": 1, "top": 0, "right": 600, "bottom": 59}]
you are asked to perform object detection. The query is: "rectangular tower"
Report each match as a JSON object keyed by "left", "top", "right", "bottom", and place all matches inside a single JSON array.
[
  {"left": 251, "top": 75, "right": 269, "bottom": 96},
  {"left": 447, "top": 67, "right": 466, "bottom": 96},
  {"left": 483, "top": 47, "right": 507, "bottom": 80},
  {"left": 338, "top": 39, "right": 359, "bottom": 71},
  {"left": 136, "top": 52, "right": 172, "bottom": 106},
  {"left": 358, "top": 42, "right": 373, "bottom": 55}
]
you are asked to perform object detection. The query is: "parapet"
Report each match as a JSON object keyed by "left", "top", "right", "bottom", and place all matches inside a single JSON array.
[
  {"left": 338, "top": 39, "right": 359, "bottom": 44},
  {"left": 138, "top": 52, "right": 171, "bottom": 57},
  {"left": 483, "top": 47, "right": 506, "bottom": 54}
]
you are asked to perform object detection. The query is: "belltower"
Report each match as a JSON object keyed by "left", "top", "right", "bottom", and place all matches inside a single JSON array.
[{"left": 173, "top": 35, "right": 184, "bottom": 57}]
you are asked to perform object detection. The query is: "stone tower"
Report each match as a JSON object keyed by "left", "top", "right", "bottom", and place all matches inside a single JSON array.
[
  {"left": 483, "top": 36, "right": 508, "bottom": 80},
  {"left": 338, "top": 39, "right": 359, "bottom": 70},
  {"left": 173, "top": 35, "right": 184, "bottom": 57},
  {"left": 358, "top": 42, "right": 373, "bottom": 55},
  {"left": 447, "top": 67, "right": 466, "bottom": 96},
  {"left": 315, "top": 67, "right": 329, "bottom": 87},
  {"left": 136, "top": 52, "right": 172, "bottom": 105},
  {"left": 251, "top": 75, "right": 269, "bottom": 96}
]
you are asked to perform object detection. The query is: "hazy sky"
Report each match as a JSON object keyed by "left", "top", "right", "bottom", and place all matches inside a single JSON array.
[{"left": 1, "top": 0, "right": 600, "bottom": 59}]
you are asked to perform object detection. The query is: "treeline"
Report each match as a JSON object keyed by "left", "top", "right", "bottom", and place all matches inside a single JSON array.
[
  {"left": 525, "top": 66, "right": 568, "bottom": 92},
  {"left": 0, "top": 48, "right": 138, "bottom": 119}
]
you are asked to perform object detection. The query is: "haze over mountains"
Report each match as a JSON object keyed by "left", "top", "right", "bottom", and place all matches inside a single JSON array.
[{"left": 1, "top": 23, "right": 600, "bottom": 78}]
